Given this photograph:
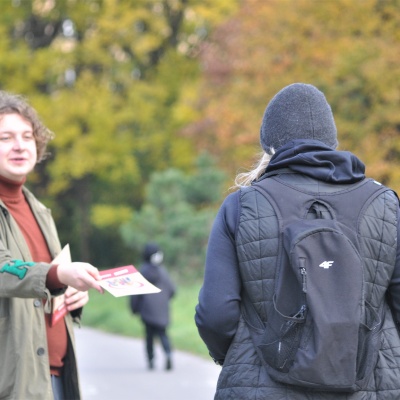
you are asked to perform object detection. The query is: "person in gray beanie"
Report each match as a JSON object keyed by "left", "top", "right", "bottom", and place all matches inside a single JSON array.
[
  {"left": 195, "top": 83, "right": 400, "bottom": 399},
  {"left": 260, "top": 83, "right": 338, "bottom": 154}
]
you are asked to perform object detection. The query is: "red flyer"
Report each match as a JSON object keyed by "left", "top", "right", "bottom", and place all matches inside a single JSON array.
[{"left": 99, "top": 265, "right": 161, "bottom": 297}]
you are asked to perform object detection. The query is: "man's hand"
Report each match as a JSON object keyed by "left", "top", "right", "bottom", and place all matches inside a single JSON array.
[
  {"left": 64, "top": 286, "right": 89, "bottom": 311},
  {"left": 57, "top": 262, "right": 104, "bottom": 294}
]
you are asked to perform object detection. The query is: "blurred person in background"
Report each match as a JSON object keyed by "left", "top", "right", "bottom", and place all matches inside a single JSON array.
[
  {"left": 130, "top": 242, "right": 176, "bottom": 371},
  {"left": 0, "top": 90, "right": 103, "bottom": 400}
]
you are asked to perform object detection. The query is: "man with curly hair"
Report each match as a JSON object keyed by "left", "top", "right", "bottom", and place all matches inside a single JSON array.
[{"left": 0, "top": 90, "right": 104, "bottom": 400}]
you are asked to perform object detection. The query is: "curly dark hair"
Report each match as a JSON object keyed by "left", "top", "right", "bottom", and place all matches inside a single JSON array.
[{"left": 0, "top": 91, "right": 54, "bottom": 162}]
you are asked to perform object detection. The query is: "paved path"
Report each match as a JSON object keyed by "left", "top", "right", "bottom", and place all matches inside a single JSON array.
[{"left": 74, "top": 327, "right": 220, "bottom": 400}]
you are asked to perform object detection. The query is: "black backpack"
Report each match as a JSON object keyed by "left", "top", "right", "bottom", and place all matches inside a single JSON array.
[{"left": 242, "top": 176, "right": 392, "bottom": 392}]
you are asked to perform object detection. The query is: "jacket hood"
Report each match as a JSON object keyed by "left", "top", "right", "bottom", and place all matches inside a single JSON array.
[{"left": 263, "top": 139, "right": 365, "bottom": 184}]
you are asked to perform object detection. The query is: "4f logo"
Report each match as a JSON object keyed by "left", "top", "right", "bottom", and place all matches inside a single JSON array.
[{"left": 319, "top": 261, "right": 334, "bottom": 269}]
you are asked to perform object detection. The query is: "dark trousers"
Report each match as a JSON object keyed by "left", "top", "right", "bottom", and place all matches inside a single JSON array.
[
  {"left": 145, "top": 323, "right": 171, "bottom": 361},
  {"left": 51, "top": 375, "right": 64, "bottom": 400}
]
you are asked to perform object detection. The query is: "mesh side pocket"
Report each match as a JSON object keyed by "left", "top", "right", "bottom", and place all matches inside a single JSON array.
[
  {"left": 356, "top": 301, "right": 382, "bottom": 381},
  {"left": 258, "top": 305, "right": 306, "bottom": 373}
]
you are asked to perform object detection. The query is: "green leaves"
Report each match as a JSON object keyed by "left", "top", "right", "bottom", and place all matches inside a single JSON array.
[
  {"left": 120, "top": 153, "right": 226, "bottom": 279},
  {"left": 192, "top": 0, "right": 400, "bottom": 190},
  {"left": 0, "top": 0, "right": 236, "bottom": 267}
]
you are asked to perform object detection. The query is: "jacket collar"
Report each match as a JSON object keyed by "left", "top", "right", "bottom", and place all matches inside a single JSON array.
[{"left": 262, "top": 139, "right": 365, "bottom": 184}]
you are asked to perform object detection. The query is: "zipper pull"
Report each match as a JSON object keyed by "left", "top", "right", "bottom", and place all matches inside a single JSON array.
[{"left": 300, "top": 266, "right": 307, "bottom": 293}]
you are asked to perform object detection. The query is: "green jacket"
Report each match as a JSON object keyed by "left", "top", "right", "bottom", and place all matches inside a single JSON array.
[{"left": 0, "top": 187, "right": 81, "bottom": 400}]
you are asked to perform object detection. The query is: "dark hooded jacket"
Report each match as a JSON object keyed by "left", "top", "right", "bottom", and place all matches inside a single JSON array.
[
  {"left": 195, "top": 140, "right": 400, "bottom": 399},
  {"left": 130, "top": 244, "right": 176, "bottom": 329}
]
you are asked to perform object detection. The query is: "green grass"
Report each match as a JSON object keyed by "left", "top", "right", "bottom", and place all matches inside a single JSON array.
[{"left": 81, "top": 282, "right": 210, "bottom": 358}]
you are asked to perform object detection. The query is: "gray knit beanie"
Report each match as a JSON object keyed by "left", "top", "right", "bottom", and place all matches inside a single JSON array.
[{"left": 260, "top": 83, "right": 338, "bottom": 154}]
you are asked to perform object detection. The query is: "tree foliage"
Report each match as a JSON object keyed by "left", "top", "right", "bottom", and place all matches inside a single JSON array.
[
  {"left": 190, "top": 0, "right": 400, "bottom": 191},
  {"left": 120, "top": 153, "right": 227, "bottom": 280},
  {"left": 2, "top": 0, "right": 398, "bottom": 277},
  {"left": 0, "top": 0, "right": 237, "bottom": 265}
]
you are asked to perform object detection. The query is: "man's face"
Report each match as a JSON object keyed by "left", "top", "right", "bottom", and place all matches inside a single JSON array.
[{"left": 0, "top": 113, "right": 37, "bottom": 181}]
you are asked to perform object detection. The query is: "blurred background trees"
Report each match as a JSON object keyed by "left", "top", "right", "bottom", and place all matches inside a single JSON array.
[
  {"left": 120, "top": 152, "right": 226, "bottom": 280},
  {"left": 0, "top": 0, "right": 236, "bottom": 276},
  {"left": 190, "top": 0, "right": 400, "bottom": 185},
  {"left": 0, "top": 0, "right": 399, "bottom": 281}
]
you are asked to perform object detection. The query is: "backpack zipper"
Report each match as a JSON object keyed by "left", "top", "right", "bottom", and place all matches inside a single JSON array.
[{"left": 299, "top": 262, "right": 307, "bottom": 294}]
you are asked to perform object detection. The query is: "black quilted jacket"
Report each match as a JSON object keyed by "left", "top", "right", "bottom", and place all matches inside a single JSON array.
[{"left": 195, "top": 140, "right": 400, "bottom": 399}]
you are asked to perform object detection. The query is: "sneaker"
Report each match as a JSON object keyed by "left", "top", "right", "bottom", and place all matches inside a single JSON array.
[
  {"left": 148, "top": 359, "right": 154, "bottom": 370},
  {"left": 166, "top": 357, "right": 172, "bottom": 371}
]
